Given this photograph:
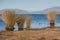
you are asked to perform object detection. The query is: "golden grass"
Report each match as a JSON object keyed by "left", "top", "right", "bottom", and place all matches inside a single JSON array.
[
  {"left": 47, "top": 11, "right": 57, "bottom": 21},
  {"left": 25, "top": 16, "right": 32, "bottom": 29},
  {"left": 2, "top": 10, "right": 16, "bottom": 28},
  {"left": 16, "top": 14, "right": 25, "bottom": 30},
  {"left": 47, "top": 11, "right": 57, "bottom": 28}
]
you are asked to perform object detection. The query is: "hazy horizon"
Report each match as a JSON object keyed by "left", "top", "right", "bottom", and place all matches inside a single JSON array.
[{"left": 0, "top": 0, "right": 60, "bottom": 11}]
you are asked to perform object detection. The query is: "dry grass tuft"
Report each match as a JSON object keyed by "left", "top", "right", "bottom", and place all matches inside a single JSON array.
[{"left": 2, "top": 10, "right": 16, "bottom": 29}]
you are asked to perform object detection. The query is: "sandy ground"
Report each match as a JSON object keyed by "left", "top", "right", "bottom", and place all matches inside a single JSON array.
[{"left": 0, "top": 27, "right": 60, "bottom": 40}]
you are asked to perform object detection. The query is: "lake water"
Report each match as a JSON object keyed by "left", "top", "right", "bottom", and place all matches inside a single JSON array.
[{"left": 0, "top": 14, "right": 60, "bottom": 31}]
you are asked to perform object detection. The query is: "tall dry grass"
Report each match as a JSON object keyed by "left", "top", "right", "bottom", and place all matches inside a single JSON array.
[
  {"left": 16, "top": 14, "right": 25, "bottom": 30},
  {"left": 2, "top": 10, "right": 16, "bottom": 31},
  {"left": 25, "top": 16, "right": 32, "bottom": 29},
  {"left": 47, "top": 11, "right": 57, "bottom": 28}
]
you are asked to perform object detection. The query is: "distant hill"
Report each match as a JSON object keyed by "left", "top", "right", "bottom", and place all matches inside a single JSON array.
[
  {"left": 32, "top": 7, "right": 60, "bottom": 14},
  {"left": 0, "top": 9, "right": 29, "bottom": 14},
  {"left": 0, "top": 7, "right": 60, "bottom": 14},
  {"left": 0, "top": 7, "right": 60, "bottom": 19}
]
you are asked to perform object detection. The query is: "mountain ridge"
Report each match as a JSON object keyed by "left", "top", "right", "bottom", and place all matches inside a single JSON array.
[{"left": 0, "top": 7, "right": 60, "bottom": 14}]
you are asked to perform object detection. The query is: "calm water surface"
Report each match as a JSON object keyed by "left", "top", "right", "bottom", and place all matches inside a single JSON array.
[{"left": 0, "top": 14, "right": 60, "bottom": 31}]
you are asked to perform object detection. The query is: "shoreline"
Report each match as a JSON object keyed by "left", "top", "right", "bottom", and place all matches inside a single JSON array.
[{"left": 0, "top": 27, "right": 60, "bottom": 40}]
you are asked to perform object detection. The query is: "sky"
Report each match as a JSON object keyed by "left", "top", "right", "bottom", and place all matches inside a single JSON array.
[{"left": 0, "top": 0, "right": 60, "bottom": 11}]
